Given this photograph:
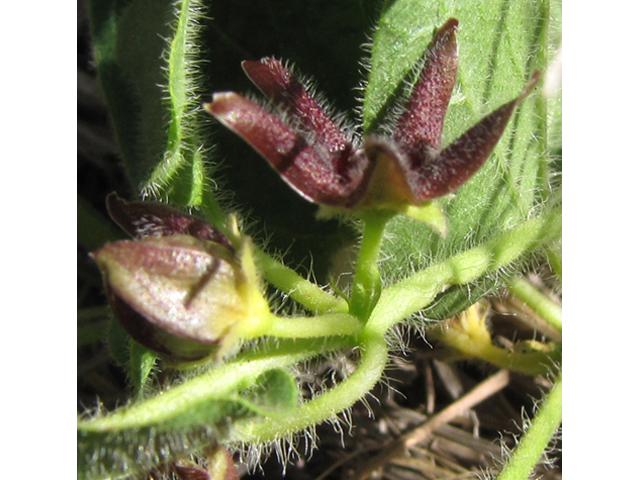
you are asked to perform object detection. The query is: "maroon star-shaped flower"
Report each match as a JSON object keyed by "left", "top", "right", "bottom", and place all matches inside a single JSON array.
[{"left": 204, "top": 19, "right": 539, "bottom": 216}]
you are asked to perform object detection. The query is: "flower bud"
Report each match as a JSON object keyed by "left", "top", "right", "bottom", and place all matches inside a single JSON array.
[
  {"left": 91, "top": 234, "right": 271, "bottom": 362},
  {"left": 106, "top": 192, "right": 233, "bottom": 248}
]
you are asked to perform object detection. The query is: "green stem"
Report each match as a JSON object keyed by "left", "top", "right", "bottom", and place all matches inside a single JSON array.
[
  {"left": 199, "top": 189, "right": 229, "bottom": 235},
  {"left": 368, "top": 207, "right": 561, "bottom": 334},
  {"left": 78, "top": 338, "right": 349, "bottom": 432},
  {"left": 350, "top": 212, "right": 392, "bottom": 320},
  {"left": 144, "top": 0, "right": 198, "bottom": 195},
  {"left": 266, "top": 313, "right": 362, "bottom": 339},
  {"left": 141, "top": 0, "right": 227, "bottom": 222},
  {"left": 439, "top": 339, "right": 560, "bottom": 376},
  {"left": 507, "top": 276, "right": 562, "bottom": 332},
  {"left": 496, "top": 370, "right": 562, "bottom": 480},
  {"left": 227, "top": 331, "right": 388, "bottom": 444},
  {"left": 253, "top": 247, "right": 349, "bottom": 314},
  {"left": 428, "top": 305, "right": 560, "bottom": 376},
  {"left": 547, "top": 243, "right": 562, "bottom": 282}
]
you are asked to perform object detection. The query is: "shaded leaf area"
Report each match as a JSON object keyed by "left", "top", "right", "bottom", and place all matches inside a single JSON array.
[
  {"left": 196, "top": 0, "right": 380, "bottom": 277},
  {"left": 86, "top": 0, "right": 383, "bottom": 282},
  {"left": 84, "top": 0, "right": 559, "bottom": 288},
  {"left": 78, "top": 368, "right": 298, "bottom": 479},
  {"left": 89, "top": 0, "right": 176, "bottom": 191}
]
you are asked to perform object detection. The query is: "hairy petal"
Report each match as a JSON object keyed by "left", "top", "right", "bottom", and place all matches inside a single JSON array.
[
  {"left": 204, "top": 92, "right": 367, "bottom": 206},
  {"left": 408, "top": 71, "right": 541, "bottom": 200},
  {"left": 106, "top": 192, "right": 231, "bottom": 247},
  {"left": 393, "top": 18, "right": 459, "bottom": 155},
  {"left": 242, "top": 58, "right": 354, "bottom": 158}
]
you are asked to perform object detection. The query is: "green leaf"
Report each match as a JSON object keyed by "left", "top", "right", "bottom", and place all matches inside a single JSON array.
[
  {"left": 129, "top": 341, "right": 157, "bottom": 397},
  {"left": 77, "top": 340, "right": 319, "bottom": 479},
  {"left": 365, "top": 0, "right": 561, "bottom": 317},
  {"left": 236, "top": 368, "right": 298, "bottom": 416},
  {"left": 369, "top": 207, "right": 561, "bottom": 334},
  {"left": 88, "top": 0, "right": 225, "bottom": 225},
  {"left": 78, "top": 401, "right": 240, "bottom": 480},
  {"left": 77, "top": 195, "right": 123, "bottom": 251},
  {"left": 363, "top": 0, "right": 449, "bottom": 133},
  {"left": 89, "top": 0, "right": 176, "bottom": 190}
]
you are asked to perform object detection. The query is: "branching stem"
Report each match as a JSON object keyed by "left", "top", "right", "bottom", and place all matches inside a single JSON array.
[
  {"left": 368, "top": 206, "right": 561, "bottom": 334},
  {"left": 227, "top": 331, "right": 388, "bottom": 444},
  {"left": 78, "top": 337, "right": 350, "bottom": 432}
]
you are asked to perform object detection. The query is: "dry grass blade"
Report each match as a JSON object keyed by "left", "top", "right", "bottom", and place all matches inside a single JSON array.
[{"left": 353, "top": 370, "right": 511, "bottom": 480}]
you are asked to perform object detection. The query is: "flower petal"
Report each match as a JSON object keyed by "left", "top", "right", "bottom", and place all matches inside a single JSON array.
[
  {"left": 408, "top": 71, "right": 541, "bottom": 200},
  {"left": 242, "top": 58, "right": 355, "bottom": 160},
  {"left": 204, "top": 92, "right": 367, "bottom": 206},
  {"left": 106, "top": 192, "right": 231, "bottom": 248},
  {"left": 92, "top": 236, "right": 240, "bottom": 346},
  {"left": 105, "top": 284, "right": 213, "bottom": 361},
  {"left": 393, "top": 18, "right": 459, "bottom": 155}
]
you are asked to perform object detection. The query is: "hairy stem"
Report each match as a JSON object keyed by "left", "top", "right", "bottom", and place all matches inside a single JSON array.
[
  {"left": 78, "top": 338, "right": 349, "bottom": 433},
  {"left": 496, "top": 370, "right": 562, "bottom": 480},
  {"left": 266, "top": 313, "right": 362, "bottom": 338},
  {"left": 350, "top": 212, "right": 392, "bottom": 320},
  {"left": 227, "top": 331, "right": 388, "bottom": 444},
  {"left": 142, "top": 0, "right": 226, "bottom": 225},
  {"left": 369, "top": 207, "right": 561, "bottom": 334},
  {"left": 508, "top": 276, "right": 562, "bottom": 332},
  {"left": 254, "top": 247, "right": 349, "bottom": 314}
]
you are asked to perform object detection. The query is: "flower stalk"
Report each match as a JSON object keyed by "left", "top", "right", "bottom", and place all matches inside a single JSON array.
[{"left": 349, "top": 211, "right": 393, "bottom": 321}]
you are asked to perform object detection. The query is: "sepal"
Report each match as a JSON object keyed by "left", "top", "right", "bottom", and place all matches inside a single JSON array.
[{"left": 92, "top": 228, "right": 271, "bottom": 362}]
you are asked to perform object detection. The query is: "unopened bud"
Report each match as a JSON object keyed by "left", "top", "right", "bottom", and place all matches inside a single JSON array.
[{"left": 91, "top": 234, "right": 271, "bottom": 362}]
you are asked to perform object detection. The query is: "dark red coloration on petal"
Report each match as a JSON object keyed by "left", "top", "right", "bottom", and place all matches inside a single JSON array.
[
  {"left": 394, "top": 18, "right": 459, "bottom": 156},
  {"left": 173, "top": 464, "right": 213, "bottom": 480},
  {"left": 106, "top": 192, "right": 232, "bottom": 248},
  {"left": 204, "top": 92, "right": 368, "bottom": 206},
  {"left": 105, "top": 283, "right": 213, "bottom": 361},
  {"left": 242, "top": 58, "right": 354, "bottom": 159},
  {"left": 204, "top": 19, "right": 540, "bottom": 212},
  {"left": 406, "top": 70, "right": 541, "bottom": 200}
]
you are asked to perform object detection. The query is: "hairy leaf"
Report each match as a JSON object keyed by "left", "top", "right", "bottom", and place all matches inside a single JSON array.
[
  {"left": 89, "top": 0, "right": 224, "bottom": 224},
  {"left": 366, "top": 0, "right": 561, "bottom": 318}
]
